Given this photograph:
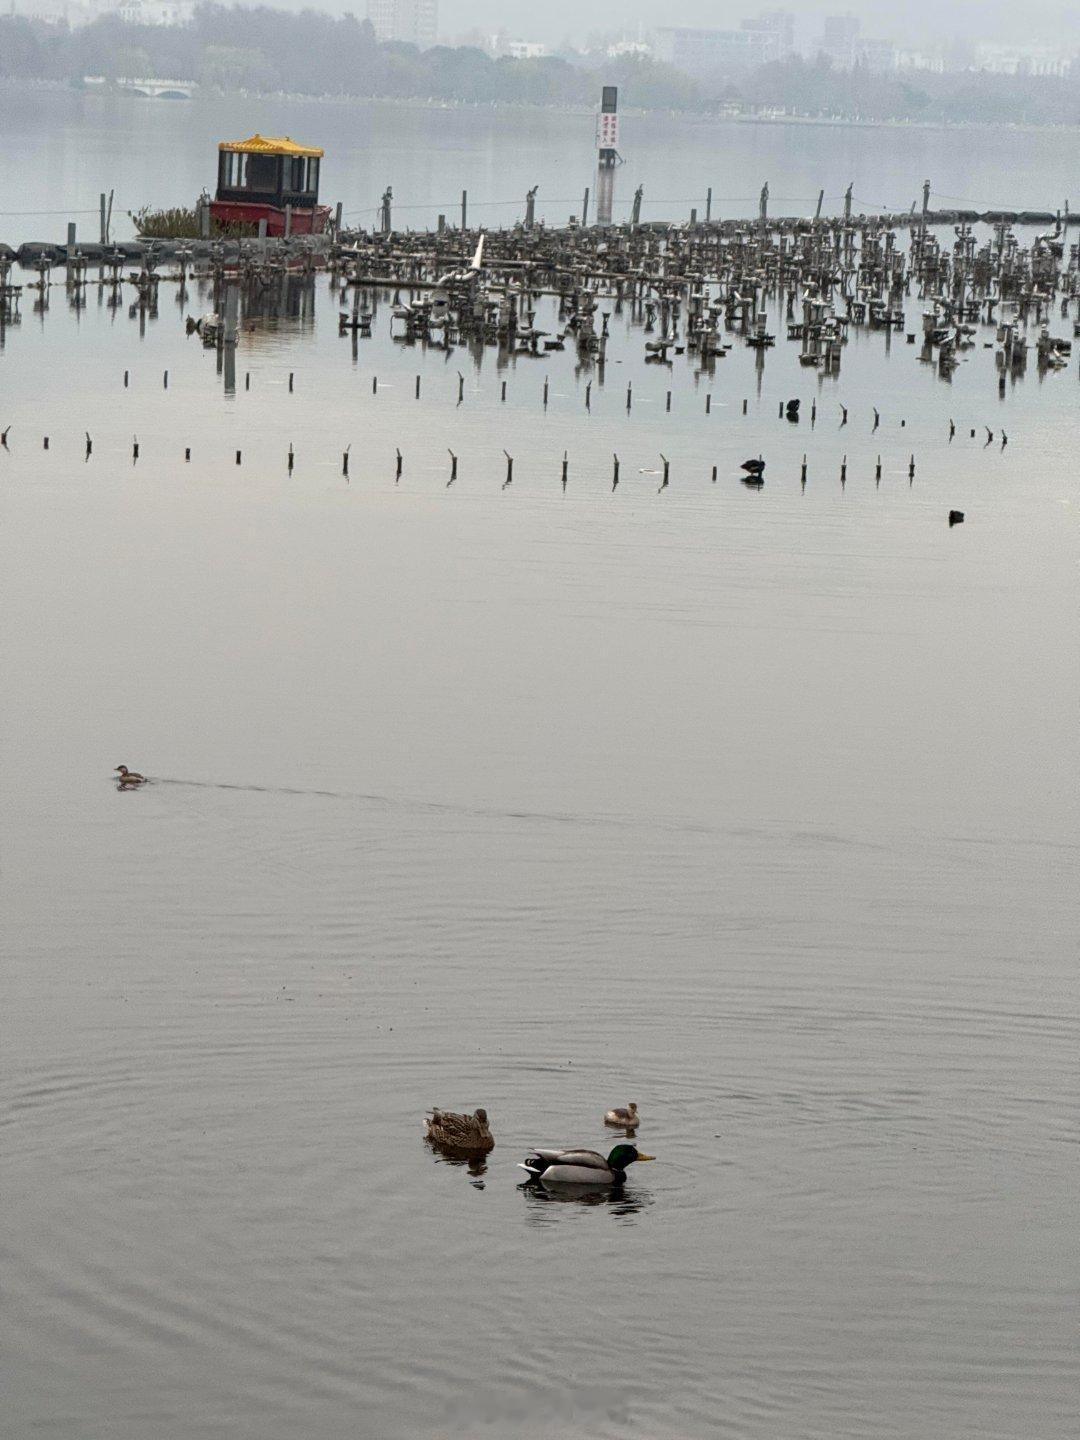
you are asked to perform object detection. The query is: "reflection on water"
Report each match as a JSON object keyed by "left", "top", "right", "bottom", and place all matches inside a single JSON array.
[
  {"left": 520, "top": 1181, "right": 651, "bottom": 1221},
  {"left": 424, "top": 1143, "right": 489, "bottom": 1178},
  {"left": 2, "top": 97, "right": 1078, "bottom": 1440}
]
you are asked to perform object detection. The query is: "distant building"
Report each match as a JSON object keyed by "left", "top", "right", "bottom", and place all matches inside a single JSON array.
[
  {"left": 504, "top": 40, "right": 548, "bottom": 59},
  {"left": 114, "top": 0, "right": 195, "bottom": 24},
  {"left": 742, "top": 11, "right": 795, "bottom": 63},
  {"left": 895, "top": 49, "right": 945, "bottom": 74},
  {"left": 976, "top": 43, "right": 1075, "bottom": 76},
  {"left": 821, "top": 14, "right": 859, "bottom": 68},
  {"left": 606, "top": 40, "right": 652, "bottom": 60},
  {"left": 855, "top": 38, "right": 896, "bottom": 73},
  {"left": 655, "top": 26, "right": 775, "bottom": 75},
  {"left": 366, "top": 0, "right": 438, "bottom": 49}
]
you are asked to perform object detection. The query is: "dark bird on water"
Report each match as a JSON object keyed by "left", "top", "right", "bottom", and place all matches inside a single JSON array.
[
  {"left": 741, "top": 456, "right": 765, "bottom": 475},
  {"left": 424, "top": 1108, "right": 495, "bottom": 1153},
  {"left": 604, "top": 1102, "right": 639, "bottom": 1128},
  {"left": 114, "top": 765, "right": 147, "bottom": 788}
]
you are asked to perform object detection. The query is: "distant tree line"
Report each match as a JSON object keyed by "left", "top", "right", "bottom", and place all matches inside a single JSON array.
[
  {"left": 2, "top": 5, "right": 1080, "bottom": 127},
  {"left": 0, "top": 6, "right": 698, "bottom": 109}
]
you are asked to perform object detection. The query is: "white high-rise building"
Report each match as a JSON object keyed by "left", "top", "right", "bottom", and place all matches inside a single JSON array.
[{"left": 367, "top": 0, "right": 438, "bottom": 49}]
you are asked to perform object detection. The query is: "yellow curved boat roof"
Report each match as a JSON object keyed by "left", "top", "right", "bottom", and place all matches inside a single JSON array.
[{"left": 219, "top": 134, "right": 324, "bottom": 158}]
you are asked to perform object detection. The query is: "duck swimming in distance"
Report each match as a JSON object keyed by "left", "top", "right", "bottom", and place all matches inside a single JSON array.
[
  {"left": 604, "top": 1102, "right": 639, "bottom": 1128},
  {"left": 114, "top": 765, "right": 147, "bottom": 787},
  {"left": 519, "top": 1144, "right": 654, "bottom": 1186},
  {"left": 424, "top": 1107, "right": 494, "bottom": 1153}
]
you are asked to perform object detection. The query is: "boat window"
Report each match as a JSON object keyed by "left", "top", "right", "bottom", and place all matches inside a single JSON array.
[
  {"left": 246, "top": 153, "right": 278, "bottom": 191},
  {"left": 222, "top": 152, "right": 250, "bottom": 188}
]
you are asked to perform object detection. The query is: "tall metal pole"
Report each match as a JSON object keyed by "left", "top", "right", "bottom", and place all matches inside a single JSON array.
[{"left": 595, "top": 86, "right": 618, "bottom": 227}]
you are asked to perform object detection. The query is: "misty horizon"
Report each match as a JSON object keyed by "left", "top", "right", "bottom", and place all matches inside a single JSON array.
[{"left": 8, "top": 0, "right": 1080, "bottom": 51}]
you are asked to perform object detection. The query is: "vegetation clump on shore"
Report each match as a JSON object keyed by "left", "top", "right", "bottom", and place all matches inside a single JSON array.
[{"left": 131, "top": 204, "right": 255, "bottom": 239}]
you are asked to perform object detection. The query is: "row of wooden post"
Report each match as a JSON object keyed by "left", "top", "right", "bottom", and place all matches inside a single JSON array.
[{"left": 26, "top": 433, "right": 920, "bottom": 486}]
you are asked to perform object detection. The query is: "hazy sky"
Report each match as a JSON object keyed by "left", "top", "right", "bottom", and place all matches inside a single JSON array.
[
  {"left": 434, "top": 0, "right": 1080, "bottom": 48},
  {"left": 13, "top": 0, "right": 1080, "bottom": 50}
]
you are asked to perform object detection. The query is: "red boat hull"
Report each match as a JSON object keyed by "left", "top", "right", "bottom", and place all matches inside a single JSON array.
[{"left": 209, "top": 199, "right": 330, "bottom": 236}]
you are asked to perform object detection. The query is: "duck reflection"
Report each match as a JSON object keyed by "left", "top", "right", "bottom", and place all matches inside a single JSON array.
[
  {"left": 423, "top": 1143, "right": 489, "bottom": 1179},
  {"left": 519, "top": 1181, "right": 647, "bottom": 1220}
]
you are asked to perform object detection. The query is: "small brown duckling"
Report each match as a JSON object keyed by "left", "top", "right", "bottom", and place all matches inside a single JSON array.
[
  {"left": 115, "top": 765, "right": 147, "bottom": 788},
  {"left": 604, "top": 1102, "right": 639, "bottom": 1128},
  {"left": 424, "top": 1107, "right": 494, "bottom": 1153}
]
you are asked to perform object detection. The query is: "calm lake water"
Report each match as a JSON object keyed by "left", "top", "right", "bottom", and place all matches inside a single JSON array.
[
  {"left": 2, "top": 91, "right": 1078, "bottom": 1440},
  {"left": 1, "top": 85, "right": 1079, "bottom": 236}
]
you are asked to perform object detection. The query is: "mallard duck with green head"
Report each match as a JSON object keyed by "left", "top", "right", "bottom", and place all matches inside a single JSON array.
[{"left": 519, "top": 1143, "right": 655, "bottom": 1186}]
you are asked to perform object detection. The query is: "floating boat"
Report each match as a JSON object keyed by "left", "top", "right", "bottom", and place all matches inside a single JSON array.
[{"left": 211, "top": 134, "right": 330, "bottom": 237}]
